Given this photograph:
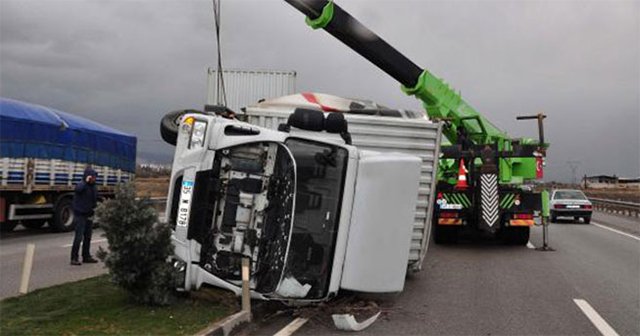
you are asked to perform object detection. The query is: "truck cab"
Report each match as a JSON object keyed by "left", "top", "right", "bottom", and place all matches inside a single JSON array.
[{"left": 166, "top": 108, "right": 422, "bottom": 302}]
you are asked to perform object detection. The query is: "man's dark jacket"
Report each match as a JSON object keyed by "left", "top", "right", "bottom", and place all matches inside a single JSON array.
[{"left": 72, "top": 168, "right": 98, "bottom": 216}]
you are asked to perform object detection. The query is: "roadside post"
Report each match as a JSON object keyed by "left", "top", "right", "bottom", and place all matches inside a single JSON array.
[
  {"left": 19, "top": 243, "right": 36, "bottom": 294},
  {"left": 537, "top": 190, "right": 555, "bottom": 251},
  {"left": 241, "top": 257, "right": 252, "bottom": 320}
]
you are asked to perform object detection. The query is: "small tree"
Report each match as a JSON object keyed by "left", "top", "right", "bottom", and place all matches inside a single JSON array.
[{"left": 96, "top": 183, "right": 176, "bottom": 305}]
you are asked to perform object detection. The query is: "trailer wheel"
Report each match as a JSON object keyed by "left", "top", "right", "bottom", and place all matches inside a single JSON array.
[
  {"left": 160, "top": 109, "right": 206, "bottom": 145},
  {"left": 502, "top": 227, "right": 529, "bottom": 245},
  {"left": 434, "top": 226, "right": 459, "bottom": 244},
  {"left": 52, "top": 197, "right": 75, "bottom": 232},
  {"left": 22, "top": 219, "right": 46, "bottom": 229},
  {"left": 0, "top": 221, "right": 17, "bottom": 233}
]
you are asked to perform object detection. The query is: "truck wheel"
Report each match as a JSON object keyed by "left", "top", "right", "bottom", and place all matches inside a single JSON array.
[
  {"left": 160, "top": 109, "right": 205, "bottom": 145},
  {"left": 22, "top": 219, "right": 46, "bottom": 229},
  {"left": 583, "top": 216, "right": 591, "bottom": 224},
  {"left": 434, "top": 226, "right": 458, "bottom": 244},
  {"left": 0, "top": 221, "right": 17, "bottom": 233},
  {"left": 502, "top": 227, "right": 530, "bottom": 245},
  {"left": 51, "top": 198, "right": 75, "bottom": 232}
]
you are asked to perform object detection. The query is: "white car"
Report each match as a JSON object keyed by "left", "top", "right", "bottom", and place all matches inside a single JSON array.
[{"left": 549, "top": 189, "right": 593, "bottom": 224}]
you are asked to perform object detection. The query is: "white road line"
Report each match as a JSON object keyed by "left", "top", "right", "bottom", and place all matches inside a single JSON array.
[
  {"left": 526, "top": 241, "right": 535, "bottom": 249},
  {"left": 273, "top": 317, "right": 309, "bottom": 336},
  {"left": 591, "top": 222, "right": 640, "bottom": 242},
  {"left": 61, "top": 238, "right": 107, "bottom": 248},
  {"left": 573, "top": 299, "right": 620, "bottom": 336}
]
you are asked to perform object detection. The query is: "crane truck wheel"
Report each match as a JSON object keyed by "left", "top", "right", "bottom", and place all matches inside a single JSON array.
[
  {"left": 160, "top": 109, "right": 207, "bottom": 145},
  {"left": 434, "top": 226, "right": 459, "bottom": 244},
  {"left": 502, "top": 227, "right": 530, "bottom": 245},
  {"left": 51, "top": 197, "right": 75, "bottom": 232}
]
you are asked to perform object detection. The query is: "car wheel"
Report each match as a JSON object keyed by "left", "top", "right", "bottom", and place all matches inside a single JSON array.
[
  {"left": 550, "top": 214, "right": 557, "bottom": 223},
  {"left": 583, "top": 216, "right": 591, "bottom": 224}
]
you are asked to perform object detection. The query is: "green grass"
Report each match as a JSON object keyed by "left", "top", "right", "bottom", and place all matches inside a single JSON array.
[{"left": 0, "top": 275, "right": 234, "bottom": 335}]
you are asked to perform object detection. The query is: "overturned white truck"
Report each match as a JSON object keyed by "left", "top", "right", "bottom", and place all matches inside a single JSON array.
[{"left": 162, "top": 93, "right": 441, "bottom": 302}]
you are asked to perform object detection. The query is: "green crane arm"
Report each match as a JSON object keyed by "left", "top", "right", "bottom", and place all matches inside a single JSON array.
[
  {"left": 284, "top": 0, "right": 509, "bottom": 145},
  {"left": 401, "top": 70, "right": 508, "bottom": 145},
  {"left": 285, "top": 0, "right": 545, "bottom": 184}
]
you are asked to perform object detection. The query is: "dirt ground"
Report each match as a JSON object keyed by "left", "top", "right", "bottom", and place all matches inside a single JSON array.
[
  {"left": 135, "top": 176, "right": 170, "bottom": 198},
  {"left": 583, "top": 187, "right": 639, "bottom": 203}
]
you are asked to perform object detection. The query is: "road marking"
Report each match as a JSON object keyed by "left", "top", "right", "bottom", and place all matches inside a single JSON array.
[
  {"left": 273, "top": 317, "right": 309, "bottom": 336},
  {"left": 592, "top": 222, "right": 640, "bottom": 242},
  {"left": 526, "top": 241, "right": 535, "bottom": 249},
  {"left": 61, "top": 238, "right": 107, "bottom": 248},
  {"left": 573, "top": 299, "right": 619, "bottom": 336}
]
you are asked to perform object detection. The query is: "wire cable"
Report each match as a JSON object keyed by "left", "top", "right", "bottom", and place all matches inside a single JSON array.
[{"left": 212, "top": 0, "right": 227, "bottom": 106}]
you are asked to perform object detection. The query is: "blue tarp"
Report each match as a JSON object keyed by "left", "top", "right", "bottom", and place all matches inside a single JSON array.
[{"left": 0, "top": 98, "right": 137, "bottom": 172}]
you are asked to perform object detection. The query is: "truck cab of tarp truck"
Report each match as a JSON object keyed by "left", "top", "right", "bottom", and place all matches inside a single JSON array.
[{"left": 164, "top": 107, "right": 424, "bottom": 302}]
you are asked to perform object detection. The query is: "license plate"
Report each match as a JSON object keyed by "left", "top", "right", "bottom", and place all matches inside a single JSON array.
[
  {"left": 177, "top": 180, "right": 194, "bottom": 227},
  {"left": 566, "top": 205, "right": 580, "bottom": 209}
]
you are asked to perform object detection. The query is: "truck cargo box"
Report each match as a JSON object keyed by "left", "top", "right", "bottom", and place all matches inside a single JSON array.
[{"left": 242, "top": 93, "right": 442, "bottom": 271}]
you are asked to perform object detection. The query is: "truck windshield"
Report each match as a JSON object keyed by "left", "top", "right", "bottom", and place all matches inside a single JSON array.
[{"left": 281, "top": 138, "right": 349, "bottom": 299}]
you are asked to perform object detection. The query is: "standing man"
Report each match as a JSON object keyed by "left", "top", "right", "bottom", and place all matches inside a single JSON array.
[{"left": 70, "top": 167, "right": 99, "bottom": 265}]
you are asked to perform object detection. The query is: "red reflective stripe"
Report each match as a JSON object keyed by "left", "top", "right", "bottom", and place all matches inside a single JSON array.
[
  {"left": 440, "top": 212, "right": 459, "bottom": 218},
  {"left": 301, "top": 92, "right": 338, "bottom": 112}
]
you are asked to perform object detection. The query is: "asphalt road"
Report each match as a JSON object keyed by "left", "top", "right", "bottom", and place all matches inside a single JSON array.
[
  {"left": 1, "top": 213, "right": 638, "bottom": 336},
  {"left": 0, "top": 227, "right": 108, "bottom": 299},
  {"left": 289, "top": 214, "right": 640, "bottom": 335}
]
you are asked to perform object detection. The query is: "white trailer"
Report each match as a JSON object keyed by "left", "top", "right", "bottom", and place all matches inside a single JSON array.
[{"left": 206, "top": 69, "right": 297, "bottom": 113}]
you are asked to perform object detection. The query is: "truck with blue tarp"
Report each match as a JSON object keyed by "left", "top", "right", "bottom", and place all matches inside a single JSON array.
[{"left": 0, "top": 98, "right": 136, "bottom": 232}]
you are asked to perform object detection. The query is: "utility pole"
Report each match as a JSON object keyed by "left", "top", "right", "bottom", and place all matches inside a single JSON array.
[{"left": 567, "top": 161, "right": 581, "bottom": 186}]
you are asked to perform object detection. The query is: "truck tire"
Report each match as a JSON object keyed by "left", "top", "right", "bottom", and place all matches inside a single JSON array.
[
  {"left": 502, "top": 227, "right": 529, "bottom": 245},
  {"left": 434, "top": 226, "right": 459, "bottom": 244},
  {"left": 51, "top": 197, "right": 75, "bottom": 232},
  {"left": 0, "top": 221, "right": 17, "bottom": 233},
  {"left": 22, "top": 219, "right": 46, "bottom": 229},
  {"left": 160, "top": 109, "right": 205, "bottom": 145}
]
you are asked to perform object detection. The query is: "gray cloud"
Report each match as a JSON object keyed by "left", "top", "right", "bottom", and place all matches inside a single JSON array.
[{"left": 1, "top": 0, "right": 638, "bottom": 181}]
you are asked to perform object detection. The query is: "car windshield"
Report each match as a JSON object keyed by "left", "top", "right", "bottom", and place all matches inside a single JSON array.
[
  {"left": 554, "top": 190, "right": 587, "bottom": 200},
  {"left": 280, "top": 138, "right": 349, "bottom": 299}
]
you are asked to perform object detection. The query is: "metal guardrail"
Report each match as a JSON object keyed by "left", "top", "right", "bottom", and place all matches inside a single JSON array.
[{"left": 589, "top": 197, "right": 640, "bottom": 217}]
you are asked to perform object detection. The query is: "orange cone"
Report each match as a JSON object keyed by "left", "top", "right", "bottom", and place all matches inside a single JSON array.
[{"left": 455, "top": 158, "right": 469, "bottom": 190}]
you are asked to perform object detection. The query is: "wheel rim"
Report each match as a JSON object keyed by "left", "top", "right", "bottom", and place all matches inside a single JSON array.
[{"left": 61, "top": 207, "right": 74, "bottom": 228}]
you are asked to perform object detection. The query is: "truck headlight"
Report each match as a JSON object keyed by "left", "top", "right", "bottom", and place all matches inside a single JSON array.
[{"left": 190, "top": 120, "right": 207, "bottom": 148}]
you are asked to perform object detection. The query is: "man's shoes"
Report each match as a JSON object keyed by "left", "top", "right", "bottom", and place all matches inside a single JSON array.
[
  {"left": 83, "top": 257, "right": 99, "bottom": 263},
  {"left": 70, "top": 260, "right": 82, "bottom": 266}
]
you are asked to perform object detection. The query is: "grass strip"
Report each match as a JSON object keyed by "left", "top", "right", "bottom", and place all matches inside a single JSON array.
[{"left": 0, "top": 275, "right": 234, "bottom": 335}]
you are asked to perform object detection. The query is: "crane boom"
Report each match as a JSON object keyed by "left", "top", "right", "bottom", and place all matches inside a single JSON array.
[{"left": 284, "top": 0, "right": 508, "bottom": 145}]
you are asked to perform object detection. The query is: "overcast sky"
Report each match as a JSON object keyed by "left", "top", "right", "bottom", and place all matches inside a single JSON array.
[{"left": 1, "top": 0, "right": 638, "bottom": 182}]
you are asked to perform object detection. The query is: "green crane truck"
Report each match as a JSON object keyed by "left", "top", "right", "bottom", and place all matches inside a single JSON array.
[{"left": 285, "top": 0, "right": 548, "bottom": 245}]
